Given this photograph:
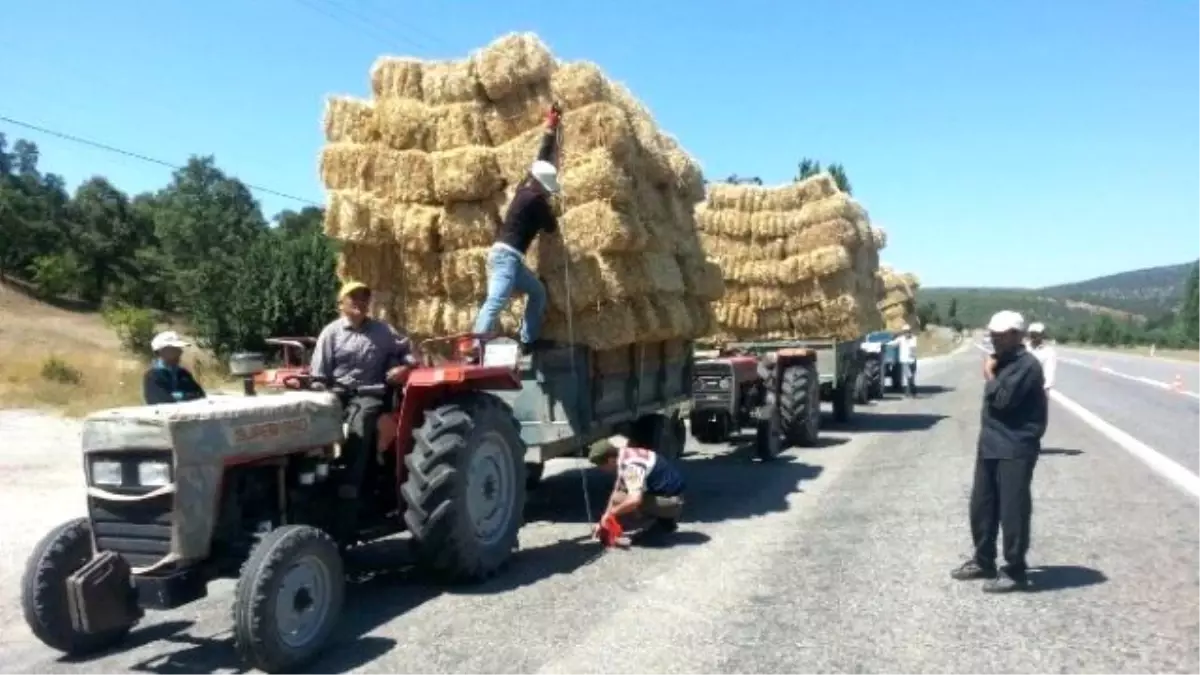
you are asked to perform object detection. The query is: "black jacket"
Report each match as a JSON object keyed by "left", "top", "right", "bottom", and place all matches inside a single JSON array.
[
  {"left": 978, "top": 348, "right": 1047, "bottom": 459},
  {"left": 143, "top": 362, "right": 207, "bottom": 405},
  {"left": 496, "top": 130, "right": 559, "bottom": 254}
]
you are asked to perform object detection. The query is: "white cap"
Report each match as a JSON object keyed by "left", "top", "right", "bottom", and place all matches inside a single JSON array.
[
  {"left": 987, "top": 310, "right": 1025, "bottom": 334},
  {"left": 530, "top": 160, "right": 561, "bottom": 195},
  {"left": 151, "top": 330, "right": 190, "bottom": 353},
  {"left": 607, "top": 433, "right": 630, "bottom": 450},
  {"left": 1028, "top": 322, "right": 1046, "bottom": 334},
  {"left": 901, "top": 323, "right": 911, "bottom": 331}
]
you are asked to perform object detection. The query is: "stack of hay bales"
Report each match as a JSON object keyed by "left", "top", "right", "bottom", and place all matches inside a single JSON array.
[
  {"left": 877, "top": 267, "right": 921, "bottom": 331},
  {"left": 695, "top": 174, "right": 885, "bottom": 340},
  {"left": 318, "top": 33, "right": 723, "bottom": 350}
]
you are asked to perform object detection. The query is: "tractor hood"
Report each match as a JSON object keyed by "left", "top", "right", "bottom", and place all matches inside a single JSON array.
[{"left": 81, "top": 392, "right": 344, "bottom": 565}]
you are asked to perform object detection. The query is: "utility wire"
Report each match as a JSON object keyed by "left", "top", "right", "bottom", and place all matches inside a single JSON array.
[{"left": 0, "top": 114, "right": 321, "bottom": 207}]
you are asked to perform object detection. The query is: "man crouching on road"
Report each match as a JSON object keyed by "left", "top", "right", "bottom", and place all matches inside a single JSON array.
[
  {"left": 589, "top": 434, "right": 686, "bottom": 544},
  {"left": 951, "top": 310, "right": 1047, "bottom": 593}
]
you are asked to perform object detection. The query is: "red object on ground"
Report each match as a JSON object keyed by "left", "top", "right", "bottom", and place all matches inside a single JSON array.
[{"left": 596, "top": 513, "right": 624, "bottom": 547}]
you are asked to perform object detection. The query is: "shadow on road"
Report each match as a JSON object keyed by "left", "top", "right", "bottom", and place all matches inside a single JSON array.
[
  {"left": 61, "top": 620, "right": 194, "bottom": 666},
  {"left": 830, "top": 411, "right": 948, "bottom": 433},
  {"left": 1026, "top": 565, "right": 1108, "bottom": 593},
  {"left": 527, "top": 441, "right": 824, "bottom": 529},
  {"left": 1040, "top": 447, "right": 1084, "bottom": 456}
]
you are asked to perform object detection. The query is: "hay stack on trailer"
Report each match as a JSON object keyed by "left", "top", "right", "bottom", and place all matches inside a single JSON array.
[
  {"left": 877, "top": 266, "right": 920, "bottom": 330},
  {"left": 695, "top": 175, "right": 885, "bottom": 340},
  {"left": 318, "top": 33, "right": 723, "bottom": 350}
]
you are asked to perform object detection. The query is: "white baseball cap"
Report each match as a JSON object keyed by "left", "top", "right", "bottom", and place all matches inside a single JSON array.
[
  {"left": 151, "top": 330, "right": 190, "bottom": 353},
  {"left": 1028, "top": 322, "right": 1046, "bottom": 334},
  {"left": 530, "top": 160, "right": 561, "bottom": 195},
  {"left": 987, "top": 310, "right": 1025, "bottom": 334}
]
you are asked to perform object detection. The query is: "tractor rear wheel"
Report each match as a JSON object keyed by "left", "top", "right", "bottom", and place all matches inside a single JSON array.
[
  {"left": 403, "top": 392, "right": 526, "bottom": 582},
  {"left": 833, "top": 374, "right": 857, "bottom": 424},
  {"left": 779, "top": 364, "right": 820, "bottom": 447},
  {"left": 865, "top": 358, "right": 883, "bottom": 399}
]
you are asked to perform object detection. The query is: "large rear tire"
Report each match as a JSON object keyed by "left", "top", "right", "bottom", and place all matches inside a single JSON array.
[
  {"left": 403, "top": 392, "right": 526, "bottom": 582},
  {"left": 755, "top": 394, "right": 783, "bottom": 461},
  {"left": 689, "top": 411, "right": 729, "bottom": 445},
  {"left": 779, "top": 364, "right": 820, "bottom": 447},
  {"left": 21, "top": 518, "right": 135, "bottom": 656},
  {"left": 833, "top": 374, "right": 856, "bottom": 424},
  {"left": 232, "top": 525, "right": 345, "bottom": 674}
]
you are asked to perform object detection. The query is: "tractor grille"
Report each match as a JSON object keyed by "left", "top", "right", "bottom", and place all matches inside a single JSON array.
[
  {"left": 87, "top": 452, "right": 174, "bottom": 569},
  {"left": 692, "top": 363, "right": 733, "bottom": 409}
]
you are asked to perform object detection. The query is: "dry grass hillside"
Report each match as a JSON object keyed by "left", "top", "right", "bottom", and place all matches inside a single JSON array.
[{"left": 0, "top": 280, "right": 223, "bottom": 416}]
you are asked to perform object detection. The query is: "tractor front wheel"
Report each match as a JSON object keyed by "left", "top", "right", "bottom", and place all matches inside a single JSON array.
[{"left": 403, "top": 392, "right": 526, "bottom": 582}]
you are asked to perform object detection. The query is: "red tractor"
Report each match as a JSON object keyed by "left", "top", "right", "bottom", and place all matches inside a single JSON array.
[
  {"left": 252, "top": 336, "right": 317, "bottom": 390},
  {"left": 21, "top": 334, "right": 534, "bottom": 673}
]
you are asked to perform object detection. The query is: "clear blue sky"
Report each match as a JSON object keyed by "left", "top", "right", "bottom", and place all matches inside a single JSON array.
[{"left": 3, "top": 0, "right": 1197, "bottom": 287}]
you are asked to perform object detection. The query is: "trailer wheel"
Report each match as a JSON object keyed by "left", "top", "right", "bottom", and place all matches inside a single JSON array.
[
  {"left": 865, "top": 358, "right": 884, "bottom": 399},
  {"left": 755, "top": 394, "right": 783, "bottom": 461},
  {"left": 833, "top": 374, "right": 856, "bottom": 423},
  {"left": 854, "top": 370, "right": 870, "bottom": 405},
  {"left": 630, "top": 412, "right": 684, "bottom": 460},
  {"left": 232, "top": 525, "right": 344, "bottom": 674},
  {"left": 403, "top": 392, "right": 526, "bottom": 582},
  {"left": 22, "top": 518, "right": 134, "bottom": 656},
  {"left": 779, "top": 364, "right": 820, "bottom": 447}
]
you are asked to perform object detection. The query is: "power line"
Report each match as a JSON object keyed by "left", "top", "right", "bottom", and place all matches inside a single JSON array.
[{"left": 0, "top": 114, "right": 322, "bottom": 207}]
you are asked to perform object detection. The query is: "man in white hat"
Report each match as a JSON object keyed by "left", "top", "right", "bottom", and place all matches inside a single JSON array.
[
  {"left": 951, "top": 310, "right": 1047, "bottom": 593},
  {"left": 888, "top": 323, "right": 919, "bottom": 397},
  {"left": 588, "top": 433, "right": 687, "bottom": 543},
  {"left": 1026, "top": 322, "right": 1056, "bottom": 390},
  {"left": 143, "top": 330, "right": 207, "bottom": 405},
  {"left": 473, "top": 105, "right": 562, "bottom": 356}
]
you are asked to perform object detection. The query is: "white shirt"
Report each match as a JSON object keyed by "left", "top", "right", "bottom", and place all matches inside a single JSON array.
[
  {"left": 617, "top": 446, "right": 658, "bottom": 495},
  {"left": 890, "top": 334, "right": 918, "bottom": 363},
  {"left": 1029, "top": 342, "right": 1057, "bottom": 389}
]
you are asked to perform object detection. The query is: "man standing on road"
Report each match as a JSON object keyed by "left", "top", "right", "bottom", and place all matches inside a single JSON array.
[
  {"left": 589, "top": 434, "right": 687, "bottom": 544},
  {"left": 311, "top": 281, "right": 417, "bottom": 531},
  {"left": 890, "top": 324, "right": 919, "bottom": 397},
  {"left": 1027, "top": 322, "right": 1057, "bottom": 391},
  {"left": 952, "top": 310, "right": 1047, "bottom": 593}
]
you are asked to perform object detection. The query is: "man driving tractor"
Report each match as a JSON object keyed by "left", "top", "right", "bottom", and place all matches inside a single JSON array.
[
  {"left": 310, "top": 281, "right": 418, "bottom": 532},
  {"left": 589, "top": 434, "right": 687, "bottom": 544}
]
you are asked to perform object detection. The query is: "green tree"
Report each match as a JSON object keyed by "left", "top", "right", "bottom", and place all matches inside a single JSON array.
[
  {"left": 826, "top": 162, "right": 852, "bottom": 194},
  {"left": 917, "top": 301, "right": 941, "bottom": 328},
  {"left": 1176, "top": 263, "right": 1199, "bottom": 346},
  {"left": 796, "top": 158, "right": 822, "bottom": 181}
]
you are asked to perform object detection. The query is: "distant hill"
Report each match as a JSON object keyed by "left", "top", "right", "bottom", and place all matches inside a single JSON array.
[{"left": 917, "top": 260, "right": 1198, "bottom": 330}]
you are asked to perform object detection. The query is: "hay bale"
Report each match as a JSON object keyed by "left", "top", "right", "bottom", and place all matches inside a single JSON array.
[
  {"left": 870, "top": 226, "right": 888, "bottom": 251},
  {"left": 685, "top": 297, "right": 719, "bottom": 339},
  {"left": 558, "top": 200, "right": 648, "bottom": 252},
  {"left": 722, "top": 245, "right": 852, "bottom": 285},
  {"left": 705, "top": 173, "right": 838, "bottom": 212},
  {"left": 430, "top": 146, "right": 503, "bottom": 203},
  {"left": 676, "top": 255, "right": 725, "bottom": 302},
  {"left": 654, "top": 295, "right": 694, "bottom": 338},
  {"left": 596, "top": 254, "right": 652, "bottom": 299},
  {"left": 320, "top": 144, "right": 434, "bottom": 203},
  {"left": 484, "top": 85, "right": 553, "bottom": 146},
  {"left": 441, "top": 247, "right": 490, "bottom": 298},
  {"left": 324, "top": 190, "right": 391, "bottom": 243},
  {"left": 370, "top": 57, "right": 424, "bottom": 99},
  {"left": 421, "top": 60, "right": 481, "bottom": 105},
  {"left": 473, "top": 32, "right": 556, "bottom": 102},
  {"left": 375, "top": 98, "right": 433, "bottom": 151},
  {"left": 440, "top": 201, "right": 501, "bottom": 251},
  {"left": 551, "top": 62, "right": 612, "bottom": 109},
  {"left": 391, "top": 203, "right": 441, "bottom": 252},
  {"left": 429, "top": 101, "right": 492, "bottom": 150},
  {"left": 324, "top": 97, "right": 378, "bottom": 144},
  {"left": 640, "top": 251, "right": 685, "bottom": 295},
  {"left": 493, "top": 104, "right": 639, "bottom": 188},
  {"left": 542, "top": 301, "right": 636, "bottom": 350},
  {"left": 560, "top": 149, "right": 636, "bottom": 207},
  {"left": 783, "top": 218, "right": 863, "bottom": 255},
  {"left": 630, "top": 296, "right": 668, "bottom": 341},
  {"left": 537, "top": 252, "right": 605, "bottom": 312}
]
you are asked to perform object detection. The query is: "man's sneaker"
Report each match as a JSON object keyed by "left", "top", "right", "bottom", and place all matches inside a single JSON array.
[
  {"left": 950, "top": 559, "right": 997, "bottom": 581},
  {"left": 982, "top": 570, "right": 1030, "bottom": 594}
]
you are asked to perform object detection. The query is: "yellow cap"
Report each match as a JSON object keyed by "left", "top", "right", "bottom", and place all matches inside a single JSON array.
[{"left": 338, "top": 281, "right": 370, "bottom": 299}]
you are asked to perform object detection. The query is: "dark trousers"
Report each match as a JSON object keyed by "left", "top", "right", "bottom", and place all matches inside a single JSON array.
[
  {"left": 340, "top": 395, "right": 386, "bottom": 500},
  {"left": 969, "top": 454, "right": 1038, "bottom": 578}
]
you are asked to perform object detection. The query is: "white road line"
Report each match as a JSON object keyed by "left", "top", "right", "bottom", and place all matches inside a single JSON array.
[
  {"left": 1061, "top": 357, "right": 1200, "bottom": 400},
  {"left": 1049, "top": 389, "right": 1200, "bottom": 498},
  {"left": 973, "top": 343, "right": 1200, "bottom": 499}
]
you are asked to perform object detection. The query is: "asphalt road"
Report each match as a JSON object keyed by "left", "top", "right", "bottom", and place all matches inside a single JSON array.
[
  {"left": 1051, "top": 347, "right": 1200, "bottom": 474},
  {"left": 0, "top": 348, "right": 1197, "bottom": 673}
]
